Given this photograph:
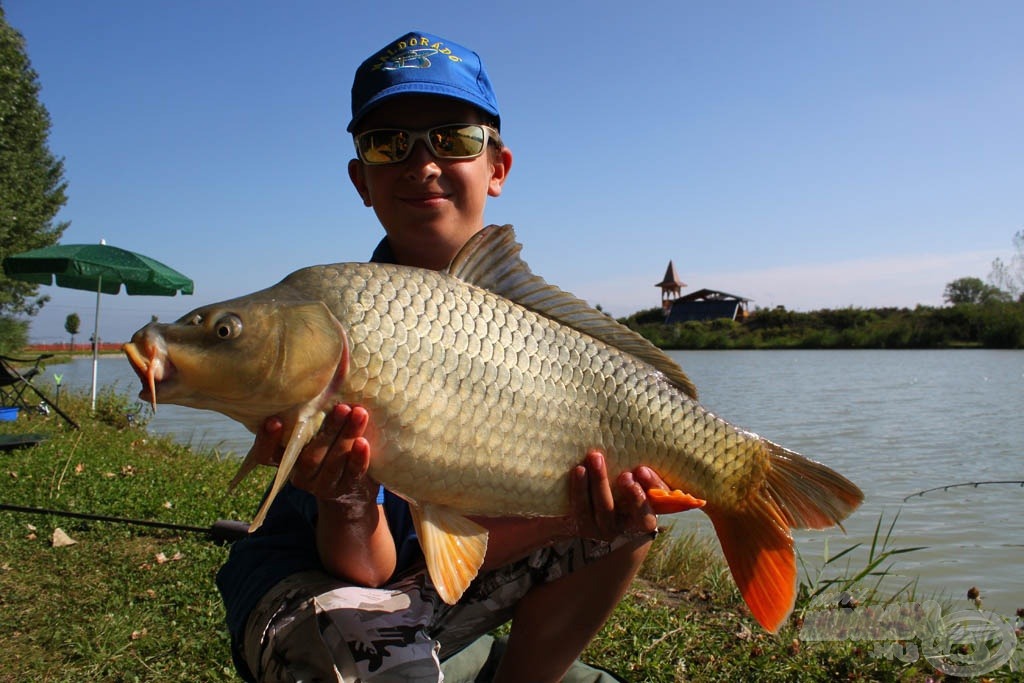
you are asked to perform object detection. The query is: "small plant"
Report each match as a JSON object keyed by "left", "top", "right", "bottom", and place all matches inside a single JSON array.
[
  {"left": 97, "top": 386, "right": 151, "bottom": 430},
  {"left": 796, "top": 509, "right": 925, "bottom": 612}
]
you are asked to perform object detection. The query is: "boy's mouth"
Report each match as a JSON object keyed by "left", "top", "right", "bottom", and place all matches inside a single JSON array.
[{"left": 402, "top": 192, "right": 450, "bottom": 207}]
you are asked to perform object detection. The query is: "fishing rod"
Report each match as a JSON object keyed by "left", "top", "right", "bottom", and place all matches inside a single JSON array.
[
  {"left": 0, "top": 502, "right": 250, "bottom": 544},
  {"left": 902, "top": 480, "right": 1024, "bottom": 502}
]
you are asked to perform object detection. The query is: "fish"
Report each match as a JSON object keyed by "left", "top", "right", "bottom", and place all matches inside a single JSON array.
[{"left": 123, "top": 224, "right": 863, "bottom": 631}]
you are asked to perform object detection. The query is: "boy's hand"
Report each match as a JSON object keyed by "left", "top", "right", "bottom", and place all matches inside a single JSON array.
[
  {"left": 568, "top": 451, "right": 672, "bottom": 541},
  {"left": 251, "top": 404, "right": 375, "bottom": 503}
]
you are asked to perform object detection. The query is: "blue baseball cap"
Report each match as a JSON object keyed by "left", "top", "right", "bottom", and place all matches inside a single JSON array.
[{"left": 347, "top": 31, "right": 500, "bottom": 132}]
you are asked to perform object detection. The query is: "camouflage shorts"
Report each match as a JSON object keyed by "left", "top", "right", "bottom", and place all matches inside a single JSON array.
[{"left": 242, "top": 535, "right": 638, "bottom": 682}]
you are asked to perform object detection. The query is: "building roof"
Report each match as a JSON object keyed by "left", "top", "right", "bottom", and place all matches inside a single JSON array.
[
  {"left": 675, "top": 288, "right": 751, "bottom": 303},
  {"left": 655, "top": 261, "right": 686, "bottom": 288}
]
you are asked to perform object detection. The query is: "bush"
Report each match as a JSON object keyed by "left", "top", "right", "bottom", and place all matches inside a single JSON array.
[
  {"left": 0, "top": 315, "right": 29, "bottom": 354},
  {"left": 627, "top": 302, "right": 1024, "bottom": 350}
]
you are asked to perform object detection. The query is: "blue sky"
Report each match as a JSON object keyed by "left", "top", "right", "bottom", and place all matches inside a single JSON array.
[{"left": 5, "top": 1, "right": 1022, "bottom": 344}]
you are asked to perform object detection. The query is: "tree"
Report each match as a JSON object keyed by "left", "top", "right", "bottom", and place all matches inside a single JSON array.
[
  {"left": 988, "top": 230, "right": 1023, "bottom": 302},
  {"left": 64, "top": 312, "right": 80, "bottom": 349},
  {"left": 0, "top": 5, "right": 69, "bottom": 323},
  {"left": 943, "top": 277, "right": 1009, "bottom": 305}
]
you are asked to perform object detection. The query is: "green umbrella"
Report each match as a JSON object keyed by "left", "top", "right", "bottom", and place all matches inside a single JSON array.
[{"left": 3, "top": 241, "right": 194, "bottom": 410}]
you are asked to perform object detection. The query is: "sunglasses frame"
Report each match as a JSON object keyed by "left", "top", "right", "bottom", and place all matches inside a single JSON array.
[{"left": 354, "top": 123, "right": 503, "bottom": 165}]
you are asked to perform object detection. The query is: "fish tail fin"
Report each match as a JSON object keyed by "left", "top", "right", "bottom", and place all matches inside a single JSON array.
[
  {"left": 410, "top": 503, "right": 489, "bottom": 605},
  {"left": 706, "top": 500, "right": 797, "bottom": 633},
  {"left": 707, "top": 440, "right": 864, "bottom": 632},
  {"left": 762, "top": 439, "right": 864, "bottom": 531}
]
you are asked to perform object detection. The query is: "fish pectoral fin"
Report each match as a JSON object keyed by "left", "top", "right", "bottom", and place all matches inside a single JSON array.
[
  {"left": 647, "top": 488, "right": 706, "bottom": 514},
  {"left": 410, "top": 503, "right": 488, "bottom": 605},
  {"left": 227, "top": 447, "right": 261, "bottom": 492},
  {"left": 706, "top": 502, "right": 796, "bottom": 633},
  {"left": 243, "top": 411, "right": 325, "bottom": 533}
]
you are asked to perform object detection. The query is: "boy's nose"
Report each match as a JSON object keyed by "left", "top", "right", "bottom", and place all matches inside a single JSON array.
[{"left": 403, "top": 140, "right": 441, "bottom": 178}]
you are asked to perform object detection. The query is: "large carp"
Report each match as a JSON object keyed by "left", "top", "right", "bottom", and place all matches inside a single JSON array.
[{"left": 123, "top": 225, "right": 862, "bottom": 631}]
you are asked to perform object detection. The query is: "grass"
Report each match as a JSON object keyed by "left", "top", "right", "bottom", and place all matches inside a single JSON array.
[{"left": 2, "top": 389, "right": 1022, "bottom": 681}]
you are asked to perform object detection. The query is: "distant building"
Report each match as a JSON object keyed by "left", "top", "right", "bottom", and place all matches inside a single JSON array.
[
  {"left": 655, "top": 261, "right": 686, "bottom": 313},
  {"left": 655, "top": 260, "right": 752, "bottom": 322},
  {"left": 666, "top": 288, "right": 752, "bottom": 323}
]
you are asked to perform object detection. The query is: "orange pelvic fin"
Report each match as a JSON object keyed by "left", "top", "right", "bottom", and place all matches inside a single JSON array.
[
  {"left": 409, "top": 502, "right": 489, "bottom": 605},
  {"left": 647, "top": 488, "right": 706, "bottom": 514}
]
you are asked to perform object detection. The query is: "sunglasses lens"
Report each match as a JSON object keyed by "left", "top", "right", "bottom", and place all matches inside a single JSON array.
[
  {"left": 429, "top": 125, "right": 486, "bottom": 158},
  {"left": 357, "top": 130, "right": 410, "bottom": 164},
  {"left": 356, "top": 125, "right": 493, "bottom": 164}
]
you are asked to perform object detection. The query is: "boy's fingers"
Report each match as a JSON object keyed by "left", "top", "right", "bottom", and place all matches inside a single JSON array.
[
  {"left": 568, "top": 464, "right": 588, "bottom": 535},
  {"left": 310, "top": 404, "right": 367, "bottom": 483},
  {"left": 635, "top": 465, "right": 670, "bottom": 492},
  {"left": 585, "top": 451, "right": 617, "bottom": 537},
  {"left": 337, "top": 405, "right": 369, "bottom": 440},
  {"left": 346, "top": 437, "right": 371, "bottom": 479},
  {"left": 251, "top": 416, "right": 285, "bottom": 466},
  {"left": 317, "top": 404, "right": 353, "bottom": 443},
  {"left": 307, "top": 437, "right": 373, "bottom": 500},
  {"left": 615, "top": 471, "right": 658, "bottom": 535},
  {"left": 614, "top": 471, "right": 644, "bottom": 512}
]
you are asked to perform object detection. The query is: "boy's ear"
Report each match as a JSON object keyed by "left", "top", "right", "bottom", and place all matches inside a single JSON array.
[
  {"left": 348, "top": 158, "right": 372, "bottom": 206},
  {"left": 488, "top": 147, "right": 513, "bottom": 198}
]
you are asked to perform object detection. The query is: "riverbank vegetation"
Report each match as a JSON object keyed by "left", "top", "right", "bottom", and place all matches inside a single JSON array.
[
  {"left": 624, "top": 240, "right": 1024, "bottom": 351},
  {"left": 4, "top": 391, "right": 1020, "bottom": 681},
  {"left": 622, "top": 300, "right": 1024, "bottom": 350}
]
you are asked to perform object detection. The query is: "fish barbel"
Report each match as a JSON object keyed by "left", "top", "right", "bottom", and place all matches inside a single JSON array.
[{"left": 123, "top": 225, "right": 862, "bottom": 631}]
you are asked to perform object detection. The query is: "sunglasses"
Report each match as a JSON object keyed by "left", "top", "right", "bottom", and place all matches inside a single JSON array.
[{"left": 354, "top": 123, "right": 502, "bottom": 165}]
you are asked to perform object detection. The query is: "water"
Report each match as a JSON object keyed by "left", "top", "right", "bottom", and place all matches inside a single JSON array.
[
  {"left": 43, "top": 355, "right": 255, "bottom": 454},
  {"left": 665, "top": 349, "right": 1024, "bottom": 619},
  {"left": 40, "top": 350, "right": 1024, "bottom": 617}
]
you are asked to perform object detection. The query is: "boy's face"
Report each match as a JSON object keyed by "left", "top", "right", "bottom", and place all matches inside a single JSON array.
[{"left": 348, "top": 95, "right": 511, "bottom": 270}]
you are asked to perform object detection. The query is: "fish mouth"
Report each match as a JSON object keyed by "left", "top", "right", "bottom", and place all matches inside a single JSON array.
[{"left": 122, "top": 340, "right": 174, "bottom": 410}]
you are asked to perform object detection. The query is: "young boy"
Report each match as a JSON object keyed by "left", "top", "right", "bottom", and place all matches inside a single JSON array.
[{"left": 217, "top": 31, "right": 675, "bottom": 682}]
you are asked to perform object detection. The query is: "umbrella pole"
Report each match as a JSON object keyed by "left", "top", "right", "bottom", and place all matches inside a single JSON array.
[{"left": 91, "top": 276, "right": 101, "bottom": 412}]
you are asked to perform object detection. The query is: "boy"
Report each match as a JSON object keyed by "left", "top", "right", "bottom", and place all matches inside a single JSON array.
[{"left": 218, "top": 31, "right": 675, "bottom": 682}]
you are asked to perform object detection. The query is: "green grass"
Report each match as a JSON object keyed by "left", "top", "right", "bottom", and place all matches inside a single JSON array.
[
  {"left": 2, "top": 390, "right": 1021, "bottom": 681},
  {"left": 0, "top": 390, "right": 267, "bottom": 682}
]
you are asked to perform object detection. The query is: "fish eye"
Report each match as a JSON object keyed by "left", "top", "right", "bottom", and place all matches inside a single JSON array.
[{"left": 213, "top": 314, "right": 243, "bottom": 340}]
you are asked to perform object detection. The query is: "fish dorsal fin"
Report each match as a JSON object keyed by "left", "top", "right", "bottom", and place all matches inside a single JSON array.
[{"left": 449, "top": 225, "right": 697, "bottom": 399}]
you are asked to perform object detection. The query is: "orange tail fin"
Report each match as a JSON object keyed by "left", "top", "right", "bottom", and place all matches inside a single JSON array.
[
  {"left": 707, "top": 440, "right": 864, "bottom": 632},
  {"left": 706, "top": 501, "right": 797, "bottom": 633}
]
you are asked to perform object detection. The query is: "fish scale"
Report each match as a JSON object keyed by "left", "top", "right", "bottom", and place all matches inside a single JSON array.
[{"left": 123, "top": 224, "right": 862, "bottom": 630}]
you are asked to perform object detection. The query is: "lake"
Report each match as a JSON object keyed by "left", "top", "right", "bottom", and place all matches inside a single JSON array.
[{"left": 40, "top": 349, "right": 1024, "bottom": 618}]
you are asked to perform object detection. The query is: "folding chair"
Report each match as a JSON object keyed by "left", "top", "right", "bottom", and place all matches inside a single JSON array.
[
  {"left": 0, "top": 354, "right": 79, "bottom": 429},
  {"left": 0, "top": 354, "right": 49, "bottom": 409}
]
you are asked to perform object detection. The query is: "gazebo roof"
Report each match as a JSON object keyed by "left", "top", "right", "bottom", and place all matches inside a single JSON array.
[{"left": 655, "top": 261, "right": 686, "bottom": 288}]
